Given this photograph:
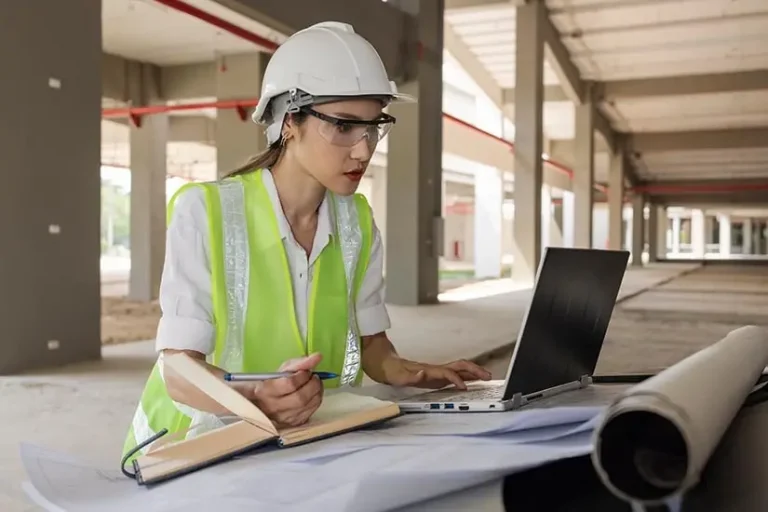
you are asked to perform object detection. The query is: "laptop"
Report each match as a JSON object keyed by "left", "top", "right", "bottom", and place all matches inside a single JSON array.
[{"left": 398, "top": 247, "right": 630, "bottom": 413}]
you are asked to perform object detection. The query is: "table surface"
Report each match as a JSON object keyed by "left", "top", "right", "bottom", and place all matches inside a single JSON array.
[{"left": 381, "top": 382, "right": 768, "bottom": 512}]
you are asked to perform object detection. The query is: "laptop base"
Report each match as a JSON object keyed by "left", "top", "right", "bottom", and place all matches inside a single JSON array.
[{"left": 398, "top": 375, "right": 593, "bottom": 413}]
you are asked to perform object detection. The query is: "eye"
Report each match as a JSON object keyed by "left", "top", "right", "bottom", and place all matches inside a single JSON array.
[{"left": 335, "top": 123, "right": 353, "bottom": 134}]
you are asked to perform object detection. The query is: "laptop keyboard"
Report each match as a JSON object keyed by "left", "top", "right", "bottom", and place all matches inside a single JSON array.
[{"left": 424, "top": 385, "right": 504, "bottom": 402}]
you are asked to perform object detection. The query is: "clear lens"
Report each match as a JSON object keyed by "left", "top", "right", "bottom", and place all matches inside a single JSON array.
[{"left": 317, "top": 120, "right": 393, "bottom": 147}]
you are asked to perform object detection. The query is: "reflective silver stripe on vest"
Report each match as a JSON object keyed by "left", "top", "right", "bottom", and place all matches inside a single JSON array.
[
  {"left": 217, "top": 179, "right": 250, "bottom": 373},
  {"left": 333, "top": 194, "right": 363, "bottom": 386}
]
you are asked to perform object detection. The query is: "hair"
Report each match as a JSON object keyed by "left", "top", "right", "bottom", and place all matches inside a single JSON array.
[{"left": 222, "top": 111, "right": 309, "bottom": 179}]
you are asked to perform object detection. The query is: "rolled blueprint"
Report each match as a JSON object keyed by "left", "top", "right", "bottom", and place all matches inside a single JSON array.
[{"left": 591, "top": 325, "right": 768, "bottom": 506}]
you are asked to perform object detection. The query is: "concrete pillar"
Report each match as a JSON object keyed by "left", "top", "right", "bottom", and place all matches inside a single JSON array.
[
  {"left": 743, "top": 219, "right": 753, "bottom": 254},
  {"left": 657, "top": 206, "right": 668, "bottom": 258},
  {"left": 691, "top": 209, "right": 705, "bottom": 258},
  {"left": 631, "top": 194, "right": 645, "bottom": 266},
  {"left": 672, "top": 215, "right": 681, "bottom": 254},
  {"left": 647, "top": 204, "right": 658, "bottom": 262},
  {"left": 0, "top": 1, "right": 101, "bottom": 373},
  {"left": 562, "top": 191, "right": 575, "bottom": 247},
  {"left": 607, "top": 151, "right": 625, "bottom": 251},
  {"left": 129, "top": 66, "right": 168, "bottom": 302},
  {"left": 718, "top": 214, "right": 731, "bottom": 256},
  {"left": 474, "top": 167, "right": 503, "bottom": 278},
  {"left": 550, "top": 200, "right": 564, "bottom": 247},
  {"left": 385, "top": 1, "right": 443, "bottom": 305},
  {"left": 215, "top": 53, "right": 269, "bottom": 178},
  {"left": 573, "top": 90, "right": 595, "bottom": 248},
  {"left": 511, "top": 0, "right": 545, "bottom": 285},
  {"left": 541, "top": 185, "right": 552, "bottom": 252}
]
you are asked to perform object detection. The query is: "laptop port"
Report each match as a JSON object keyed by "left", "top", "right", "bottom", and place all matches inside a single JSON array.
[
  {"left": 458, "top": 405, "right": 469, "bottom": 411},
  {"left": 444, "top": 403, "right": 454, "bottom": 409},
  {"left": 430, "top": 403, "right": 440, "bottom": 409}
]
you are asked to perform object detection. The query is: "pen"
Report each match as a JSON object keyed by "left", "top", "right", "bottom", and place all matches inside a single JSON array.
[{"left": 222, "top": 371, "right": 338, "bottom": 382}]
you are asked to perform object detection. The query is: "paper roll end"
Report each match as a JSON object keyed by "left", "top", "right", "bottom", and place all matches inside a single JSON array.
[{"left": 592, "top": 409, "right": 690, "bottom": 504}]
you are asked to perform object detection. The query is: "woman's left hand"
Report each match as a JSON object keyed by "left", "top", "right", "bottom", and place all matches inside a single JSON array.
[{"left": 380, "top": 357, "right": 492, "bottom": 390}]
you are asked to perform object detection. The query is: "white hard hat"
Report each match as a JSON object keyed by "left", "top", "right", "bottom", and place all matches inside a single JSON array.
[{"left": 252, "top": 21, "right": 415, "bottom": 142}]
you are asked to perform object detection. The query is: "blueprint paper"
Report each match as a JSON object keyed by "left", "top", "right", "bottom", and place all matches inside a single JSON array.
[
  {"left": 592, "top": 325, "right": 768, "bottom": 506},
  {"left": 21, "top": 405, "right": 601, "bottom": 512},
  {"left": 22, "top": 439, "right": 593, "bottom": 512}
]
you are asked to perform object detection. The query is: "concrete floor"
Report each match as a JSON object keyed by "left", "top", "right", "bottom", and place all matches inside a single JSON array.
[{"left": 4, "top": 262, "right": 768, "bottom": 511}]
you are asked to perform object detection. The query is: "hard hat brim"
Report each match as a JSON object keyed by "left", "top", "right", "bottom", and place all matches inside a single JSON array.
[{"left": 251, "top": 90, "right": 416, "bottom": 125}]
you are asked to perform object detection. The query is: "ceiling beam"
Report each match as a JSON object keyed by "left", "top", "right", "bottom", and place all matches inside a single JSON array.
[
  {"left": 444, "top": 23, "right": 502, "bottom": 106},
  {"left": 632, "top": 128, "right": 768, "bottom": 153},
  {"left": 602, "top": 70, "right": 768, "bottom": 100},
  {"left": 210, "top": 0, "right": 416, "bottom": 82},
  {"left": 445, "top": 0, "right": 523, "bottom": 9},
  {"left": 541, "top": 9, "right": 583, "bottom": 105},
  {"left": 502, "top": 86, "right": 568, "bottom": 103}
]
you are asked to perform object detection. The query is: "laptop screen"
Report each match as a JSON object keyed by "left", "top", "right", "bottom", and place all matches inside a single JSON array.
[{"left": 502, "top": 248, "right": 629, "bottom": 401}]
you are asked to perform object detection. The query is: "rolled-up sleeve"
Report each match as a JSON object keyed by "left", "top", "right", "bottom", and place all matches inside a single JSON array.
[
  {"left": 155, "top": 187, "right": 216, "bottom": 355},
  {"left": 355, "top": 217, "right": 392, "bottom": 336}
]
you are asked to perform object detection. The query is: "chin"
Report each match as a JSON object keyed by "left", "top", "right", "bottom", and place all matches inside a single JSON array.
[{"left": 327, "top": 176, "right": 362, "bottom": 196}]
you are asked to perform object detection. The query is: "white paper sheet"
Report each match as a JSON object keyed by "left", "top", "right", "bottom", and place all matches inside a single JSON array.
[
  {"left": 21, "top": 405, "right": 602, "bottom": 512},
  {"left": 22, "top": 437, "right": 594, "bottom": 512}
]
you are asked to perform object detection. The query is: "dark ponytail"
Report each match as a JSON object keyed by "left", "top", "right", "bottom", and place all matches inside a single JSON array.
[
  {"left": 221, "top": 110, "right": 309, "bottom": 179},
  {"left": 222, "top": 141, "right": 283, "bottom": 179}
]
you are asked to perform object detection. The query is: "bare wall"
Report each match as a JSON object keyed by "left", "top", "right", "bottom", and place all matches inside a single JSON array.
[{"left": 0, "top": 0, "right": 102, "bottom": 373}]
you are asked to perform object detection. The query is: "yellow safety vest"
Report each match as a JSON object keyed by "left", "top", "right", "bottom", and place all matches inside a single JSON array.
[{"left": 122, "top": 169, "right": 373, "bottom": 461}]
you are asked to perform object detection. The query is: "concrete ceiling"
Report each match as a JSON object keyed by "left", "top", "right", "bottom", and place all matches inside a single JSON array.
[
  {"left": 445, "top": 0, "right": 768, "bottom": 190},
  {"left": 103, "top": 0, "right": 285, "bottom": 65}
]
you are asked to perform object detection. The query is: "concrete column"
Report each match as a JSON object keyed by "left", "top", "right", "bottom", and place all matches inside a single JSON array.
[
  {"left": 691, "top": 209, "right": 705, "bottom": 258},
  {"left": 573, "top": 91, "right": 595, "bottom": 248},
  {"left": 474, "top": 167, "right": 503, "bottom": 278},
  {"left": 718, "top": 214, "right": 731, "bottom": 256},
  {"left": 215, "top": 53, "right": 269, "bottom": 178},
  {"left": 743, "top": 219, "right": 753, "bottom": 254},
  {"left": 631, "top": 194, "right": 645, "bottom": 266},
  {"left": 647, "top": 204, "right": 658, "bottom": 262},
  {"left": 550, "top": 200, "right": 564, "bottom": 247},
  {"left": 0, "top": 1, "right": 101, "bottom": 373},
  {"left": 657, "top": 206, "right": 668, "bottom": 258},
  {"left": 607, "top": 151, "right": 625, "bottom": 250},
  {"left": 562, "top": 191, "right": 575, "bottom": 247},
  {"left": 129, "top": 66, "right": 168, "bottom": 302},
  {"left": 541, "top": 185, "right": 552, "bottom": 252},
  {"left": 672, "top": 215, "right": 681, "bottom": 254},
  {"left": 511, "top": 0, "right": 545, "bottom": 285},
  {"left": 385, "top": 1, "right": 443, "bottom": 305}
]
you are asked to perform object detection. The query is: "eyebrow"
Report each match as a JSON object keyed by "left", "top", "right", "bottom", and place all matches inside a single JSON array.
[{"left": 330, "top": 112, "right": 382, "bottom": 122}]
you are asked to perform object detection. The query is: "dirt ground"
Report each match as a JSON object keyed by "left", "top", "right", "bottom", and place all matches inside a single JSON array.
[
  {"left": 99, "top": 278, "right": 479, "bottom": 345},
  {"left": 101, "top": 297, "right": 161, "bottom": 344}
]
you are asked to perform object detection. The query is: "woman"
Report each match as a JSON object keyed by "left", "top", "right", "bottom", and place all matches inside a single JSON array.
[{"left": 123, "top": 21, "right": 490, "bottom": 459}]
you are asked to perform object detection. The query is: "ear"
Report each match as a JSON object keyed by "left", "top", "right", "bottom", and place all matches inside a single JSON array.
[{"left": 282, "top": 114, "right": 302, "bottom": 143}]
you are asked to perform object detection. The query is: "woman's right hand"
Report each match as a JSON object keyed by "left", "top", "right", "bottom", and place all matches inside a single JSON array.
[{"left": 247, "top": 353, "right": 325, "bottom": 428}]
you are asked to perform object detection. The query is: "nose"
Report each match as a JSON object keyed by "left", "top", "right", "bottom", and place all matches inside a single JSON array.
[{"left": 349, "top": 133, "right": 374, "bottom": 161}]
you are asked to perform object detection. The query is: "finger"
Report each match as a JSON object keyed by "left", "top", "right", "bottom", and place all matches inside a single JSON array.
[
  {"left": 267, "top": 370, "right": 313, "bottom": 397},
  {"left": 276, "top": 382, "right": 323, "bottom": 425},
  {"left": 444, "top": 360, "right": 492, "bottom": 380},
  {"left": 279, "top": 352, "right": 323, "bottom": 372},
  {"left": 430, "top": 368, "right": 467, "bottom": 390}
]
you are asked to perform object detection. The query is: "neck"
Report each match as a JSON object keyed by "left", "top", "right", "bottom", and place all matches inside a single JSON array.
[{"left": 269, "top": 157, "right": 326, "bottom": 225}]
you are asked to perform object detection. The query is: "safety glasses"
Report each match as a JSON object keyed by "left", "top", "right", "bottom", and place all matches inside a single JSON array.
[{"left": 302, "top": 108, "right": 396, "bottom": 148}]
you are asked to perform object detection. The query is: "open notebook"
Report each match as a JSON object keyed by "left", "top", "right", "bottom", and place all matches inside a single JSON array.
[{"left": 129, "top": 353, "right": 401, "bottom": 485}]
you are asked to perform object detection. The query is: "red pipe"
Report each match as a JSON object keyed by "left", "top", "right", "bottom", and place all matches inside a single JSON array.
[
  {"left": 154, "top": 0, "right": 279, "bottom": 52},
  {"left": 632, "top": 182, "right": 768, "bottom": 194}
]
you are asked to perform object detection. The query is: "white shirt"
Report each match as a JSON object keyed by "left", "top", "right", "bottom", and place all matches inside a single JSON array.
[{"left": 155, "top": 169, "right": 391, "bottom": 355}]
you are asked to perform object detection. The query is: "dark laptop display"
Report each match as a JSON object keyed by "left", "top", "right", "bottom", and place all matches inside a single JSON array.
[{"left": 502, "top": 248, "right": 630, "bottom": 401}]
